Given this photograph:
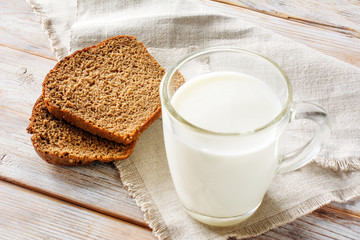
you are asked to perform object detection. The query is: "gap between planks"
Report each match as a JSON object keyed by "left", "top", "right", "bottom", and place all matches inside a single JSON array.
[
  {"left": 208, "top": 0, "right": 360, "bottom": 39},
  {"left": 0, "top": 176, "right": 150, "bottom": 230},
  {"left": 322, "top": 205, "right": 360, "bottom": 220},
  {"left": 0, "top": 179, "right": 155, "bottom": 240},
  {"left": 0, "top": 43, "right": 57, "bottom": 62},
  {"left": 296, "top": 218, "right": 351, "bottom": 239},
  {"left": 201, "top": 0, "right": 360, "bottom": 67}
]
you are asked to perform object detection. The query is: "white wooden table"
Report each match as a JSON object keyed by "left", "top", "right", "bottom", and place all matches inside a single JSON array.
[{"left": 1, "top": 0, "right": 359, "bottom": 239}]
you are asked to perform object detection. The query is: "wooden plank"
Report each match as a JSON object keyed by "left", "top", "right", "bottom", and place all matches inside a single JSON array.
[
  {"left": 203, "top": 0, "right": 360, "bottom": 67},
  {"left": 0, "top": 45, "right": 146, "bottom": 227},
  {"left": 327, "top": 197, "right": 360, "bottom": 217},
  {"left": 0, "top": 180, "right": 155, "bottom": 240},
  {"left": 0, "top": 0, "right": 56, "bottom": 60}
]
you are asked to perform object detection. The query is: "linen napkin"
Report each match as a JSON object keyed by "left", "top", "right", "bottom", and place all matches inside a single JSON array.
[{"left": 28, "top": 0, "right": 360, "bottom": 239}]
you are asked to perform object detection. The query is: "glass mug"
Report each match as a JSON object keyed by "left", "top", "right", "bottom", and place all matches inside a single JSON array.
[{"left": 159, "top": 47, "right": 330, "bottom": 227}]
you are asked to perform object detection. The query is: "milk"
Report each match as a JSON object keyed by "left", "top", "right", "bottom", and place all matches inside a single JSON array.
[
  {"left": 162, "top": 72, "right": 282, "bottom": 225},
  {"left": 171, "top": 72, "right": 281, "bottom": 133}
]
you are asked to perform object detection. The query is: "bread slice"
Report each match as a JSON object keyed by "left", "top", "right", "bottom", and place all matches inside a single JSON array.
[
  {"left": 43, "top": 35, "right": 165, "bottom": 145},
  {"left": 27, "top": 96, "right": 136, "bottom": 166}
]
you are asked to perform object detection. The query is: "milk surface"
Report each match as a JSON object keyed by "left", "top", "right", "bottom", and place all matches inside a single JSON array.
[
  {"left": 172, "top": 72, "right": 281, "bottom": 133},
  {"left": 163, "top": 72, "right": 282, "bottom": 223}
]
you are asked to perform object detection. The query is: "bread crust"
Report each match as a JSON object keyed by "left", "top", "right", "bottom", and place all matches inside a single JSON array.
[
  {"left": 27, "top": 96, "right": 136, "bottom": 166},
  {"left": 42, "top": 35, "right": 164, "bottom": 145},
  {"left": 31, "top": 140, "right": 135, "bottom": 166}
]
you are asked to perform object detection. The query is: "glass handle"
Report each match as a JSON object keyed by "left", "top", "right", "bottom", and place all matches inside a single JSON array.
[{"left": 277, "top": 101, "right": 331, "bottom": 174}]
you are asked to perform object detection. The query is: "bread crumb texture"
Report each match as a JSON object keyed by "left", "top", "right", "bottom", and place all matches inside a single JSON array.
[
  {"left": 27, "top": 97, "right": 135, "bottom": 165},
  {"left": 43, "top": 35, "right": 165, "bottom": 144}
]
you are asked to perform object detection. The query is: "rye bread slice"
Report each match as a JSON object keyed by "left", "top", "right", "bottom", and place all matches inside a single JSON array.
[
  {"left": 43, "top": 35, "right": 165, "bottom": 144},
  {"left": 27, "top": 96, "right": 136, "bottom": 166}
]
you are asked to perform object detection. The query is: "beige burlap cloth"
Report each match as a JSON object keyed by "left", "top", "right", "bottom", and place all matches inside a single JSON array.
[{"left": 28, "top": 0, "right": 360, "bottom": 239}]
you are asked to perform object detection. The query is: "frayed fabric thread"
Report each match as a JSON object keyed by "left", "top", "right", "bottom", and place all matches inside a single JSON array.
[
  {"left": 27, "top": 0, "right": 69, "bottom": 60},
  {"left": 315, "top": 156, "right": 360, "bottom": 172}
]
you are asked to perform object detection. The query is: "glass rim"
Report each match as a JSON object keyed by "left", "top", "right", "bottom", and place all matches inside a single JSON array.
[{"left": 160, "top": 46, "right": 293, "bottom": 136}]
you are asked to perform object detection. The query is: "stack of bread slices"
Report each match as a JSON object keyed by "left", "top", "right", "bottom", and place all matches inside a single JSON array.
[{"left": 27, "top": 35, "right": 165, "bottom": 166}]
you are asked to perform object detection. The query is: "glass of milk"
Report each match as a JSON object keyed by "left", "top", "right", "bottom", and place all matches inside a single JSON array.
[{"left": 159, "top": 47, "right": 330, "bottom": 227}]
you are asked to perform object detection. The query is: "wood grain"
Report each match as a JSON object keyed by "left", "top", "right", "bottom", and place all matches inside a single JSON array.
[
  {"left": 203, "top": 0, "right": 360, "bottom": 67},
  {"left": 0, "top": 0, "right": 56, "bottom": 60},
  {"left": 326, "top": 198, "right": 360, "bottom": 218},
  {"left": 0, "top": 180, "right": 155, "bottom": 240}
]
